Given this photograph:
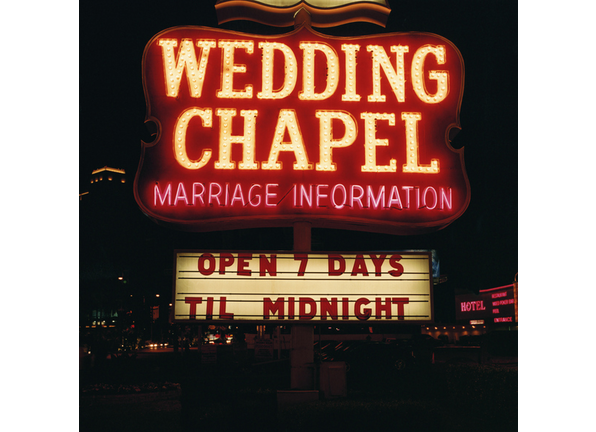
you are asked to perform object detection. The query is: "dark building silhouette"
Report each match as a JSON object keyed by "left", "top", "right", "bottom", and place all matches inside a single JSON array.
[
  {"left": 80, "top": 167, "right": 134, "bottom": 331},
  {"left": 80, "top": 165, "right": 191, "bottom": 347}
]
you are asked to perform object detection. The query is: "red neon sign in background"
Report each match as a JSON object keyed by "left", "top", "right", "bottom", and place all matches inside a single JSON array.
[{"left": 135, "top": 24, "right": 469, "bottom": 234}]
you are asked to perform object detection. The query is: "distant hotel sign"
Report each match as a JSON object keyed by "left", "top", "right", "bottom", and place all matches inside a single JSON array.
[
  {"left": 173, "top": 251, "right": 433, "bottom": 323},
  {"left": 455, "top": 285, "right": 516, "bottom": 324},
  {"left": 134, "top": 3, "right": 469, "bottom": 235}
]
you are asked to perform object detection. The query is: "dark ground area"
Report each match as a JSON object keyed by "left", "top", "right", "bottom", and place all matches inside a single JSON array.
[{"left": 80, "top": 349, "right": 517, "bottom": 432}]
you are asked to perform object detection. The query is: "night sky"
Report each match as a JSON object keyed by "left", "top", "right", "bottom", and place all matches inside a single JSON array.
[{"left": 79, "top": 0, "right": 518, "bottom": 298}]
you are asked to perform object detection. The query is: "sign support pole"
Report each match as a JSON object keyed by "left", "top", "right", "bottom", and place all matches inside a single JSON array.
[
  {"left": 293, "top": 221, "right": 311, "bottom": 252},
  {"left": 291, "top": 221, "right": 315, "bottom": 389}
]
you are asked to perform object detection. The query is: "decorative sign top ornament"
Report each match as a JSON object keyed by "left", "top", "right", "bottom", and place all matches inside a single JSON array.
[
  {"left": 215, "top": 0, "right": 392, "bottom": 28},
  {"left": 134, "top": 1, "right": 469, "bottom": 235}
]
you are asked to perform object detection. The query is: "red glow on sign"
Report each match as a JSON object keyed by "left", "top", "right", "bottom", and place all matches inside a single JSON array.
[
  {"left": 135, "top": 25, "right": 468, "bottom": 234},
  {"left": 460, "top": 301, "right": 486, "bottom": 312}
]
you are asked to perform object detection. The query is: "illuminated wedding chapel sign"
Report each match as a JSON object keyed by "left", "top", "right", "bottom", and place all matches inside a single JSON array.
[{"left": 134, "top": 15, "right": 469, "bottom": 234}]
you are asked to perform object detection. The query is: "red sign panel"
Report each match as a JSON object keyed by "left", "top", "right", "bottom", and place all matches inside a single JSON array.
[{"left": 135, "top": 25, "right": 469, "bottom": 234}]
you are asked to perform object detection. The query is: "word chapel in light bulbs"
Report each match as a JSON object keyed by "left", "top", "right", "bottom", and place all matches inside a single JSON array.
[
  {"left": 160, "top": 39, "right": 446, "bottom": 172},
  {"left": 135, "top": 26, "right": 468, "bottom": 233}
]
